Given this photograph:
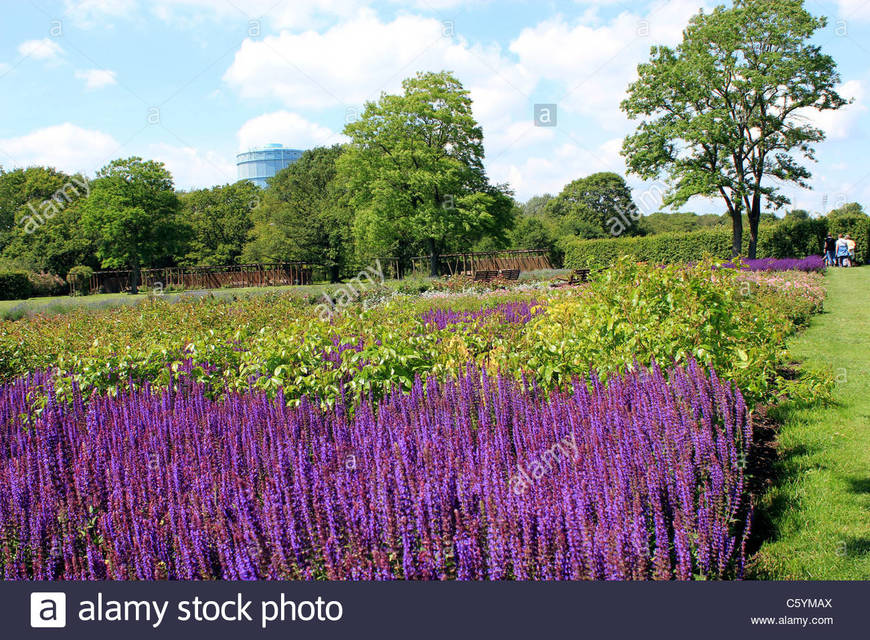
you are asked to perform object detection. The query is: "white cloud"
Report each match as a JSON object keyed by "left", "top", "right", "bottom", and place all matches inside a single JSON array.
[
  {"left": 237, "top": 111, "right": 341, "bottom": 152},
  {"left": 0, "top": 62, "right": 10, "bottom": 75},
  {"left": 509, "top": 0, "right": 707, "bottom": 131},
  {"left": 63, "top": 0, "right": 136, "bottom": 28},
  {"left": 223, "top": 10, "right": 532, "bottom": 115},
  {"left": 794, "top": 79, "right": 866, "bottom": 141},
  {"left": 489, "top": 137, "right": 626, "bottom": 200},
  {"left": 17, "top": 38, "right": 65, "bottom": 63},
  {"left": 147, "top": 142, "right": 236, "bottom": 189},
  {"left": 836, "top": 0, "right": 870, "bottom": 21},
  {"left": 64, "top": 0, "right": 478, "bottom": 29},
  {"left": 75, "top": 68, "right": 118, "bottom": 89},
  {"left": 0, "top": 123, "right": 119, "bottom": 175}
]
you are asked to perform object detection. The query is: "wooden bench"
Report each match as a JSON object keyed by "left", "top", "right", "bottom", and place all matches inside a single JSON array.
[
  {"left": 551, "top": 268, "right": 591, "bottom": 287},
  {"left": 499, "top": 269, "right": 520, "bottom": 281},
  {"left": 472, "top": 270, "right": 499, "bottom": 282}
]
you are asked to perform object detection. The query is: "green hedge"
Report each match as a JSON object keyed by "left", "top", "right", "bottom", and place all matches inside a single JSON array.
[
  {"left": 0, "top": 272, "right": 34, "bottom": 301},
  {"left": 562, "top": 218, "right": 853, "bottom": 269},
  {"left": 827, "top": 213, "right": 869, "bottom": 263}
]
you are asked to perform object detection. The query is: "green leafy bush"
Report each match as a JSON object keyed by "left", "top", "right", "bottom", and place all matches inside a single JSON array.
[
  {"left": 66, "top": 266, "right": 94, "bottom": 296},
  {"left": 827, "top": 213, "right": 869, "bottom": 263},
  {"left": 0, "top": 272, "right": 33, "bottom": 301},
  {"left": 26, "top": 272, "right": 67, "bottom": 297}
]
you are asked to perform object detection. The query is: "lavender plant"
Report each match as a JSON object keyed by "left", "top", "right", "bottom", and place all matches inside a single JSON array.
[{"left": 0, "top": 361, "right": 750, "bottom": 581}]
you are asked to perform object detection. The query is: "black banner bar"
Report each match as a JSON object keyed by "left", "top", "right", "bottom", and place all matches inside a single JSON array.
[{"left": 6, "top": 581, "right": 867, "bottom": 639}]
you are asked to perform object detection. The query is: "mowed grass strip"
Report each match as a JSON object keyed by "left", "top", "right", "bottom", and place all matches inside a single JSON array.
[{"left": 751, "top": 267, "right": 870, "bottom": 580}]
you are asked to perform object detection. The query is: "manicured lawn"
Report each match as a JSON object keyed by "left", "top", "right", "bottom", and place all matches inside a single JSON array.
[
  {"left": 751, "top": 267, "right": 870, "bottom": 579},
  {"left": 0, "top": 283, "right": 335, "bottom": 319}
]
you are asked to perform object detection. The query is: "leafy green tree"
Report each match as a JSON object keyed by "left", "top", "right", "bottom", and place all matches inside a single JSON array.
[
  {"left": 545, "top": 172, "right": 640, "bottom": 238},
  {"left": 243, "top": 145, "right": 354, "bottom": 281},
  {"left": 521, "top": 194, "right": 554, "bottom": 217},
  {"left": 80, "top": 157, "right": 183, "bottom": 293},
  {"left": 828, "top": 202, "right": 865, "bottom": 218},
  {"left": 0, "top": 166, "right": 95, "bottom": 275},
  {"left": 339, "top": 70, "right": 514, "bottom": 276},
  {"left": 178, "top": 181, "right": 260, "bottom": 266},
  {"left": 785, "top": 208, "right": 810, "bottom": 220},
  {"left": 509, "top": 215, "right": 563, "bottom": 266},
  {"left": 621, "top": 0, "right": 848, "bottom": 257}
]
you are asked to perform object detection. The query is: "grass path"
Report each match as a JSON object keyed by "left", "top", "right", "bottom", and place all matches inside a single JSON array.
[{"left": 751, "top": 267, "right": 870, "bottom": 579}]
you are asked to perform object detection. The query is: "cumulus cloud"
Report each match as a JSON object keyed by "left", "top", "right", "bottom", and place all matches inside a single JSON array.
[
  {"left": 224, "top": 10, "right": 532, "bottom": 118},
  {"left": 17, "top": 38, "right": 65, "bottom": 63},
  {"left": 75, "top": 68, "right": 118, "bottom": 89},
  {"left": 236, "top": 111, "right": 342, "bottom": 151},
  {"left": 0, "top": 123, "right": 119, "bottom": 175},
  {"left": 147, "top": 142, "right": 237, "bottom": 189},
  {"left": 794, "top": 79, "right": 866, "bottom": 141}
]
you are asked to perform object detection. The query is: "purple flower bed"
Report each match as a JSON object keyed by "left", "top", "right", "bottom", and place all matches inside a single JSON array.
[
  {"left": 0, "top": 362, "right": 751, "bottom": 580},
  {"left": 724, "top": 256, "right": 825, "bottom": 272},
  {"left": 421, "top": 300, "right": 545, "bottom": 330}
]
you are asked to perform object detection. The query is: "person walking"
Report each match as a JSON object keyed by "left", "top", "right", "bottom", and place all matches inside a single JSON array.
[
  {"left": 845, "top": 234, "right": 856, "bottom": 265},
  {"left": 824, "top": 233, "right": 837, "bottom": 267},
  {"left": 836, "top": 234, "right": 851, "bottom": 267}
]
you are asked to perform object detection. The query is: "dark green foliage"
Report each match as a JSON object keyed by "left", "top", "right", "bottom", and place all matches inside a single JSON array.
[
  {"left": 545, "top": 172, "right": 642, "bottom": 238},
  {"left": 563, "top": 219, "right": 829, "bottom": 268},
  {"left": 621, "top": 0, "right": 848, "bottom": 257},
  {"left": 827, "top": 210, "right": 869, "bottom": 262},
  {"left": 66, "top": 265, "right": 94, "bottom": 296},
  {"left": 80, "top": 157, "right": 184, "bottom": 293},
  {"left": 0, "top": 272, "right": 33, "bottom": 300},
  {"left": 244, "top": 145, "right": 355, "bottom": 281},
  {"left": 26, "top": 272, "right": 66, "bottom": 297},
  {"left": 339, "top": 71, "right": 515, "bottom": 275},
  {"left": 178, "top": 181, "right": 260, "bottom": 266}
]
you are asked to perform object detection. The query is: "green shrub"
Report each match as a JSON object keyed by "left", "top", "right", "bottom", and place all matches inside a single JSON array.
[
  {"left": 27, "top": 272, "right": 67, "bottom": 297},
  {"left": 563, "top": 219, "right": 829, "bottom": 268},
  {"left": 0, "top": 272, "right": 34, "bottom": 301},
  {"left": 827, "top": 213, "right": 869, "bottom": 263},
  {"left": 66, "top": 266, "right": 94, "bottom": 296}
]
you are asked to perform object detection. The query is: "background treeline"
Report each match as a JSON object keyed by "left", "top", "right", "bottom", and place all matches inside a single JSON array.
[
  {"left": 0, "top": 69, "right": 867, "bottom": 298},
  {"left": 562, "top": 212, "right": 870, "bottom": 269},
  {"left": 0, "top": 157, "right": 867, "bottom": 297}
]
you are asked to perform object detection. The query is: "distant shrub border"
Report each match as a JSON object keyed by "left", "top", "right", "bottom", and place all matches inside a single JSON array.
[
  {"left": 562, "top": 218, "right": 869, "bottom": 269},
  {"left": 0, "top": 272, "right": 33, "bottom": 301}
]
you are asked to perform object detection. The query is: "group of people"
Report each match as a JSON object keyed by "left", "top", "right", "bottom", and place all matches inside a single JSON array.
[{"left": 824, "top": 233, "right": 857, "bottom": 267}]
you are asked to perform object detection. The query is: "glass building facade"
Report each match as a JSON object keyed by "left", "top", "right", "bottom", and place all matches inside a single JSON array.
[{"left": 236, "top": 144, "right": 304, "bottom": 188}]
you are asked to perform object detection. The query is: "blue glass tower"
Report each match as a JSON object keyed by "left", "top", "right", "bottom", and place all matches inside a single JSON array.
[{"left": 236, "top": 143, "right": 304, "bottom": 188}]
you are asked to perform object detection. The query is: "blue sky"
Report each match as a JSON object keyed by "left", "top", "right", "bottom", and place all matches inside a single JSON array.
[{"left": 1, "top": 0, "right": 868, "bottom": 214}]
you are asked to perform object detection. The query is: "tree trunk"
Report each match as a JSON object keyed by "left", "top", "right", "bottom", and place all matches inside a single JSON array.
[
  {"left": 731, "top": 212, "right": 743, "bottom": 258},
  {"left": 329, "top": 265, "right": 341, "bottom": 284},
  {"left": 747, "top": 195, "right": 761, "bottom": 260},
  {"left": 427, "top": 237, "right": 439, "bottom": 278},
  {"left": 130, "top": 262, "right": 140, "bottom": 295}
]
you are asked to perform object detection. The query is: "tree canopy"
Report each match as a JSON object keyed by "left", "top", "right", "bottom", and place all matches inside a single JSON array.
[
  {"left": 80, "top": 157, "right": 182, "bottom": 293},
  {"left": 243, "top": 145, "right": 354, "bottom": 281},
  {"left": 621, "top": 0, "right": 848, "bottom": 257},
  {"left": 179, "top": 180, "right": 260, "bottom": 266},
  {"left": 338, "top": 70, "right": 514, "bottom": 275}
]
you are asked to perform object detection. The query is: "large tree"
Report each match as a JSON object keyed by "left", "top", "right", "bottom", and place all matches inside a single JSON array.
[
  {"left": 179, "top": 180, "right": 259, "bottom": 266},
  {"left": 243, "top": 145, "right": 354, "bottom": 282},
  {"left": 545, "top": 172, "right": 641, "bottom": 238},
  {"left": 80, "top": 157, "right": 183, "bottom": 293},
  {"left": 339, "top": 70, "right": 514, "bottom": 276},
  {"left": 621, "top": 0, "right": 848, "bottom": 257}
]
